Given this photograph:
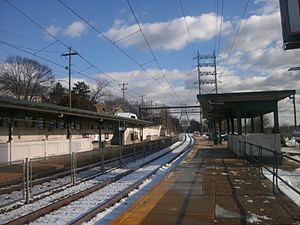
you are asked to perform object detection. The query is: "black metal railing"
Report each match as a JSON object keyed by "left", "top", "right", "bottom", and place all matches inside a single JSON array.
[{"left": 238, "top": 140, "right": 300, "bottom": 195}]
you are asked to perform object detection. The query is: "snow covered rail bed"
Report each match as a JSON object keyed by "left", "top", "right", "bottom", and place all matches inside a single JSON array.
[
  {"left": 30, "top": 135, "right": 192, "bottom": 225},
  {"left": 69, "top": 135, "right": 193, "bottom": 225},
  {"left": 1, "top": 134, "right": 192, "bottom": 225}
]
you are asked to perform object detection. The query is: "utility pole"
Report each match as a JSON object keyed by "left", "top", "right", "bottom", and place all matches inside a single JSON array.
[
  {"left": 62, "top": 46, "right": 78, "bottom": 186},
  {"left": 119, "top": 82, "right": 128, "bottom": 108},
  {"left": 139, "top": 94, "right": 145, "bottom": 106},
  {"left": 62, "top": 46, "right": 78, "bottom": 108}
]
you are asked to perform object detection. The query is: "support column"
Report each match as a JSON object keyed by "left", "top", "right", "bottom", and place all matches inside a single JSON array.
[
  {"left": 8, "top": 117, "right": 14, "bottom": 163},
  {"left": 118, "top": 120, "right": 122, "bottom": 164},
  {"left": 226, "top": 117, "right": 230, "bottom": 134},
  {"left": 251, "top": 117, "right": 254, "bottom": 133},
  {"left": 243, "top": 106, "right": 247, "bottom": 134},
  {"left": 237, "top": 113, "right": 242, "bottom": 135},
  {"left": 140, "top": 126, "right": 143, "bottom": 141},
  {"left": 133, "top": 125, "right": 136, "bottom": 161},
  {"left": 273, "top": 102, "right": 279, "bottom": 133},
  {"left": 218, "top": 120, "right": 222, "bottom": 145},
  {"left": 231, "top": 117, "right": 235, "bottom": 134},
  {"left": 212, "top": 121, "right": 218, "bottom": 145},
  {"left": 260, "top": 115, "right": 264, "bottom": 133},
  {"left": 98, "top": 120, "right": 104, "bottom": 171},
  {"left": 292, "top": 94, "right": 297, "bottom": 129},
  {"left": 67, "top": 119, "right": 75, "bottom": 185}
]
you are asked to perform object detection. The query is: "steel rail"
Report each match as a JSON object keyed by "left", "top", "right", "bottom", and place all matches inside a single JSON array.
[{"left": 3, "top": 136, "right": 188, "bottom": 225}]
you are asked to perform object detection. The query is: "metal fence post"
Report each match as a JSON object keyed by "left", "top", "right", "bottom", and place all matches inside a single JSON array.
[
  {"left": 72, "top": 152, "right": 76, "bottom": 186},
  {"left": 259, "top": 146, "right": 262, "bottom": 179},
  {"left": 275, "top": 151, "right": 279, "bottom": 191},
  {"left": 244, "top": 141, "right": 247, "bottom": 162},
  {"left": 30, "top": 159, "right": 33, "bottom": 198},
  {"left": 25, "top": 157, "right": 30, "bottom": 204},
  {"left": 249, "top": 144, "right": 253, "bottom": 170},
  {"left": 133, "top": 142, "right": 136, "bottom": 162},
  {"left": 272, "top": 151, "right": 275, "bottom": 194},
  {"left": 143, "top": 142, "right": 146, "bottom": 158},
  {"left": 22, "top": 159, "right": 25, "bottom": 200}
]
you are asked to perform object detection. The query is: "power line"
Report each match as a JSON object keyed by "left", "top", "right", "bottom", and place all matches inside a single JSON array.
[
  {"left": 0, "top": 39, "right": 138, "bottom": 100},
  {"left": 214, "top": 0, "right": 219, "bottom": 52},
  {"left": 178, "top": 0, "right": 196, "bottom": 58},
  {"left": 3, "top": 0, "right": 69, "bottom": 49},
  {"left": 0, "top": 40, "right": 67, "bottom": 69},
  {"left": 225, "top": 0, "right": 249, "bottom": 61},
  {"left": 126, "top": 0, "right": 180, "bottom": 103},
  {"left": 2, "top": 0, "right": 135, "bottom": 95},
  {"left": 57, "top": 0, "right": 179, "bottom": 103},
  {"left": 217, "top": 0, "right": 224, "bottom": 59}
]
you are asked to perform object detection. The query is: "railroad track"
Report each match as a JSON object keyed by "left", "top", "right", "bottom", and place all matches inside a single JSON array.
[
  {"left": 1, "top": 135, "right": 192, "bottom": 224},
  {"left": 0, "top": 138, "right": 181, "bottom": 211}
]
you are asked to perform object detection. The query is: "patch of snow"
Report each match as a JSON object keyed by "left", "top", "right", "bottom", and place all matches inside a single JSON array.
[
  {"left": 263, "top": 168, "right": 300, "bottom": 207},
  {"left": 247, "top": 213, "right": 271, "bottom": 223}
]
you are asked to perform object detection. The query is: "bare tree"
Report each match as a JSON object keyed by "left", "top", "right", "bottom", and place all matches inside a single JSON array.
[
  {"left": 90, "top": 79, "right": 108, "bottom": 104},
  {"left": 0, "top": 56, "right": 54, "bottom": 101}
]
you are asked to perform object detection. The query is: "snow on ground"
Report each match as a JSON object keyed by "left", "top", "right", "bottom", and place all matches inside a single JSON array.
[
  {"left": 0, "top": 138, "right": 186, "bottom": 224},
  {"left": 28, "top": 135, "right": 192, "bottom": 225},
  {"left": 0, "top": 140, "right": 184, "bottom": 209},
  {"left": 263, "top": 168, "right": 300, "bottom": 207},
  {"left": 84, "top": 137, "right": 195, "bottom": 225},
  {"left": 247, "top": 213, "right": 271, "bottom": 223}
]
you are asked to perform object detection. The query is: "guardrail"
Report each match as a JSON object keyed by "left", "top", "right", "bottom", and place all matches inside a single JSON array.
[{"left": 238, "top": 140, "right": 300, "bottom": 195}]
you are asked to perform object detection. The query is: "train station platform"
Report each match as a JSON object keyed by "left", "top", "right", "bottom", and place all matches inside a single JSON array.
[{"left": 110, "top": 137, "right": 300, "bottom": 225}]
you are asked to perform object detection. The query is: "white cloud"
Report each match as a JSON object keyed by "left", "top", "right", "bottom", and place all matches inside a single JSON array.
[
  {"left": 105, "top": 13, "right": 232, "bottom": 50},
  {"left": 222, "top": 11, "right": 281, "bottom": 53},
  {"left": 64, "top": 21, "right": 87, "bottom": 38},
  {"left": 45, "top": 24, "right": 61, "bottom": 37},
  {"left": 45, "top": 21, "right": 87, "bottom": 38}
]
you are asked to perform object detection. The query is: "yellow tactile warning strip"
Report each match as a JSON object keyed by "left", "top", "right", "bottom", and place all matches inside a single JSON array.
[{"left": 110, "top": 138, "right": 300, "bottom": 225}]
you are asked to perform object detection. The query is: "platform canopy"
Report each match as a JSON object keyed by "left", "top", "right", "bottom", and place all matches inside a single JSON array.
[
  {"left": 197, "top": 90, "right": 295, "bottom": 121},
  {"left": 0, "top": 96, "right": 151, "bottom": 127}
]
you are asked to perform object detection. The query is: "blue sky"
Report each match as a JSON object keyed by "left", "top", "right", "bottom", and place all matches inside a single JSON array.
[{"left": 1, "top": 0, "right": 300, "bottom": 124}]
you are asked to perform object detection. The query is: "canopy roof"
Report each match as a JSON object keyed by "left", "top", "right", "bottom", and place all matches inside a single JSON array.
[
  {"left": 197, "top": 90, "right": 295, "bottom": 121},
  {"left": 0, "top": 96, "right": 151, "bottom": 126}
]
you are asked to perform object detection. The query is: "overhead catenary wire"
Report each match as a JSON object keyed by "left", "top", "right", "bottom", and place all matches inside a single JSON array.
[
  {"left": 2, "top": 0, "right": 140, "bottom": 100},
  {"left": 216, "top": 0, "right": 224, "bottom": 59},
  {"left": 224, "top": 0, "right": 249, "bottom": 62},
  {"left": 126, "top": 0, "right": 181, "bottom": 104},
  {"left": 57, "top": 0, "right": 180, "bottom": 104},
  {"left": 3, "top": 0, "right": 68, "bottom": 49},
  {"left": 0, "top": 40, "right": 139, "bottom": 100},
  {"left": 178, "top": 0, "right": 196, "bottom": 58},
  {"left": 0, "top": 40, "right": 67, "bottom": 69}
]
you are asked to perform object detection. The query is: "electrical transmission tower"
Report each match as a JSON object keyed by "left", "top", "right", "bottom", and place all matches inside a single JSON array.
[
  {"left": 194, "top": 50, "right": 218, "bottom": 134},
  {"left": 194, "top": 50, "right": 218, "bottom": 94},
  {"left": 119, "top": 82, "right": 128, "bottom": 108},
  {"left": 179, "top": 105, "right": 190, "bottom": 131}
]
